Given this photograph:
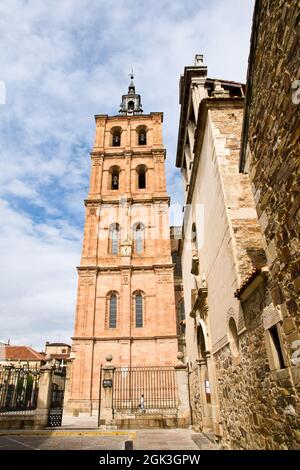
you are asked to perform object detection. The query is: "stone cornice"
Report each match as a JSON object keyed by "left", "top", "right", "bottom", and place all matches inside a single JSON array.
[
  {"left": 94, "top": 112, "right": 164, "bottom": 122},
  {"left": 84, "top": 199, "right": 102, "bottom": 206},
  {"left": 77, "top": 266, "right": 98, "bottom": 273},
  {"left": 72, "top": 334, "right": 178, "bottom": 341},
  {"left": 90, "top": 148, "right": 166, "bottom": 158},
  {"left": 77, "top": 263, "right": 174, "bottom": 273},
  {"left": 84, "top": 196, "right": 170, "bottom": 206}
]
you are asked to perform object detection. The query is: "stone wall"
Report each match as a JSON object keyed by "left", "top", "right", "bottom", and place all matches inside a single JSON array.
[
  {"left": 214, "top": 283, "right": 300, "bottom": 450},
  {"left": 0, "top": 410, "right": 49, "bottom": 430},
  {"left": 189, "top": 365, "right": 203, "bottom": 432},
  {"left": 241, "top": 0, "right": 300, "bottom": 361}
]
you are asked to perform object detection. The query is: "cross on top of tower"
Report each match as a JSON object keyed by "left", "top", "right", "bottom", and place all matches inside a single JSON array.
[{"left": 119, "top": 69, "right": 143, "bottom": 115}]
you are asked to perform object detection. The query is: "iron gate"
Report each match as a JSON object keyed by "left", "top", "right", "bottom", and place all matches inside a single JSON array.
[
  {"left": 47, "top": 368, "right": 66, "bottom": 427},
  {"left": 112, "top": 366, "right": 178, "bottom": 415},
  {"left": 0, "top": 366, "right": 40, "bottom": 412}
]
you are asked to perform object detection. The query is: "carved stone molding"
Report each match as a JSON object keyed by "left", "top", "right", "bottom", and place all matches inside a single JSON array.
[
  {"left": 190, "top": 287, "right": 208, "bottom": 319},
  {"left": 85, "top": 200, "right": 101, "bottom": 208}
]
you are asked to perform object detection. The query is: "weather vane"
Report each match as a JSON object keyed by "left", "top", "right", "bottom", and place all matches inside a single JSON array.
[{"left": 129, "top": 68, "right": 134, "bottom": 80}]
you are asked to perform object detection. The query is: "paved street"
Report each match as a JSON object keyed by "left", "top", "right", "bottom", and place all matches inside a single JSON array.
[{"left": 0, "top": 429, "right": 216, "bottom": 450}]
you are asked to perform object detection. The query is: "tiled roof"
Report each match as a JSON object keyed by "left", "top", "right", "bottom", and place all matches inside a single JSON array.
[
  {"left": 4, "top": 346, "right": 45, "bottom": 362},
  {"left": 234, "top": 266, "right": 269, "bottom": 299}
]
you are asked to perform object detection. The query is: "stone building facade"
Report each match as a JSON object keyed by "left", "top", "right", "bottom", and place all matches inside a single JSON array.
[
  {"left": 175, "top": 48, "right": 299, "bottom": 449},
  {"left": 240, "top": 0, "right": 300, "bottom": 375},
  {"left": 65, "top": 78, "right": 178, "bottom": 416},
  {"left": 44, "top": 342, "right": 71, "bottom": 368},
  {"left": 236, "top": 0, "right": 300, "bottom": 449}
]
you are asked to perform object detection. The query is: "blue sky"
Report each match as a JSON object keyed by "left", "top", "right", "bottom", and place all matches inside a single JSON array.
[{"left": 0, "top": 0, "right": 255, "bottom": 350}]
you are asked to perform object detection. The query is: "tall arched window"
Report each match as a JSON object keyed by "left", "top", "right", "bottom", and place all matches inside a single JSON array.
[
  {"left": 136, "top": 165, "right": 147, "bottom": 189},
  {"left": 138, "top": 129, "right": 147, "bottom": 145},
  {"left": 109, "top": 293, "right": 117, "bottom": 328},
  {"left": 111, "top": 127, "right": 121, "bottom": 147},
  {"left": 135, "top": 292, "right": 143, "bottom": 328},
  {"left": 109, "top": 223, "right": 120, "bottom": 255},
  {"left": 110, "top": 166, "right": 120, "bottom": 190},
  {"left": 133, "top": 223, "right": 144, "bottom": 254}
]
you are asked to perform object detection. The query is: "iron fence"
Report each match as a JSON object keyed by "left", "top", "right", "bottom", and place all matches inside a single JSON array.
[
  {"left": 112, "top": 365, "right": 178, "bottom": 415},
  {"left": 0, "top": 366, "right": 40, "bottom": 412}
]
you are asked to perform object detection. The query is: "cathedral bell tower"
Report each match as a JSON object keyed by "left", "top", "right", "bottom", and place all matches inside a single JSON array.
[{"left": 65, "top": 76, "right": 178, "bottom": 416}]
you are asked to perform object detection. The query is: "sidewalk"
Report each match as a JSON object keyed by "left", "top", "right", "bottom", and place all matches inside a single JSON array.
[{"left": 0, "top": 428, "right": 217, "bottom": 450}]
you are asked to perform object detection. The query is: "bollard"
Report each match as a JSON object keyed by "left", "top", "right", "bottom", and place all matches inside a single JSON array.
[{"left": 124, "top": 440, "right": 134, "bottom": 450}]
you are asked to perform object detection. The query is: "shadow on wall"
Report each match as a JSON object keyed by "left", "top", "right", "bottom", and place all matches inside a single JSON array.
[{"left": 246, "top": 247, "right": 267, "bottom": 270}]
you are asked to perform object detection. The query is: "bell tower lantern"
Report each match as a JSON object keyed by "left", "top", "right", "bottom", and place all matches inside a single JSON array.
[{"left": 119, "top": 72, "right": 143, "bottom": 115}]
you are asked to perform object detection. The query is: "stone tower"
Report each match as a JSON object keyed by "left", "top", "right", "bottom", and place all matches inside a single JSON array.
[{"left": 65, "top": 77, "right": 178, "bottom": 415}]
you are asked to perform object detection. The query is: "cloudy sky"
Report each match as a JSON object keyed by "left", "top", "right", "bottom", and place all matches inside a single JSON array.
[{"left": 0, "top": 0, "right": 255, "bottom": 351}]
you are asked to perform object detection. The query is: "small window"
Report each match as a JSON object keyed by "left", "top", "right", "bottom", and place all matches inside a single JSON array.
[
  {"left": 269, "top": 324, "right": 285, "bottom": 370},
  {"left": 62, "top": 349, "right": 66, "bottom": 354},
  {"left": 135, "top": 293, "right": 143, "bottom": 328},
  {"left": 138, "top": 130, "right": 147, "bottom": 145},
  {"left": 112, "top": 128, "right": 121, "bottom": 146},
  {"left": 109, "top": 294, "right": 117, "bottom": 328},
  {"left": 136, "top": 165, "right": 146, "bottom": 189}
]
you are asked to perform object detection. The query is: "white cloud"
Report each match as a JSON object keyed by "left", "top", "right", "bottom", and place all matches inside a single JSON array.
[
  {"left": 0, "top": 0, "right": 255, "bottom": 349},
  {"left": 5, "top": 179, "right": 38, "bottom": 198},
  {"left": 0, "top": 199, "right": 80, "bottom": 349}
]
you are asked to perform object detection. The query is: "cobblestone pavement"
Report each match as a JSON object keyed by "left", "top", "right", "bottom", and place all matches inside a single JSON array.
[{"left": 0, "top": 429, "right": 216, "bottom": 450}]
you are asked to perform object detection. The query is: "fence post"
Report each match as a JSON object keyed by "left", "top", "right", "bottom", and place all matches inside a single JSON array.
[
  {"left": 99, "top": 354, "right": 115, "bottom": 427},
  {"left": 175, "top": 352, "right": 191, "bottom": 427},
  {"left": 34, "top": 365, "right": 53, "bottom": 429}
]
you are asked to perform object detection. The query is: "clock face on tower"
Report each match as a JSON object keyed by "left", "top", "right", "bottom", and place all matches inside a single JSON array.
[{"left": 121, "top": 245, "right": 131, "bottom": 256}]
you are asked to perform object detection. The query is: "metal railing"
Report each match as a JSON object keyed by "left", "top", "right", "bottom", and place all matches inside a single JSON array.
[
  {"left": 112, "top": 365, "right": 178, "bottom": 415},
  {"left": 0, "top": 366, "right": 40, "bottom": 412}
]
